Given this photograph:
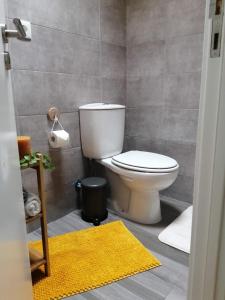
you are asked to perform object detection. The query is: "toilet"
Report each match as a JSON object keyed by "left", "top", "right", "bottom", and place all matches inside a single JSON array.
[{"left": 79, "top": 103, "right": 179, "bottom": 224}]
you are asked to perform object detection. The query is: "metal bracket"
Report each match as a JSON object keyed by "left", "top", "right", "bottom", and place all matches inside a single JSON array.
[
  {"left": 47, "top": 107, "right": 60, "bottom": 121},
  {"left": 210, "top": 15, "right": 223, "bottom": 57},
  {"left": 1, "top": 19, "right": 31, "bottom": 70},
  {"left": 209, "top": 0, "right": 224, "bottom": 57},
  {"left": 0, "top": 19, "right": 31, "bottom": 44},
  {"left": 209, "top": 0, "right": 224, "bottom": 17},
  {"left": 3, "top": 51, "right": 11, "bottom": 70}
]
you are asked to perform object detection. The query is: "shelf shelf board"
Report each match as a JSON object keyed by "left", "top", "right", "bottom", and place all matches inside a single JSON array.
[
  {"left": 26, "top": 213, "right": 42, "bottom": 224},
  {"left": 29, "top": 247, "right": 46, "bottom": 273},
  {"left": 21, "top": 163, "right": 39, "bottom": 170},
  {"left": 31, "top": 258, "right": 46, "bottom": 272},
  {"left": 21, "top": 152, "right": 50, "bottom": 276}
]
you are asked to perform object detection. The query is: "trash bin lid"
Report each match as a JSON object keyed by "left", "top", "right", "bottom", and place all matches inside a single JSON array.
[{"left": 81, "top": 177, "right": 107, "bottom": 188}]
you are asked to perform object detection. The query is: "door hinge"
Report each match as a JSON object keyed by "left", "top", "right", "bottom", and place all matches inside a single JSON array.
[
  {"left": 3, "top": 51, "right": 11, "bottom": 70},
  {"left": 209, "top": 0, "right": 224, "bottom": 57}
]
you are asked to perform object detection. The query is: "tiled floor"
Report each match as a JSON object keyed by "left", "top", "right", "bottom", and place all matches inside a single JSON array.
[{"left": 29, "top": 196, "right": 190, "bottom": 300}]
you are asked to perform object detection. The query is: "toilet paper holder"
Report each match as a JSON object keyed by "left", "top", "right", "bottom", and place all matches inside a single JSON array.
[
  {"left": 48, "top": 107, "right": 70, "bottom": 148},
  {"left": 48, "top": 107, "right": 60, "bottom": 121},
  {"left": 48, "top": 106, "right": 64, "bottom": 133},
  {"left": 48, "top": 106, "right": 64, "bottom": 137}
]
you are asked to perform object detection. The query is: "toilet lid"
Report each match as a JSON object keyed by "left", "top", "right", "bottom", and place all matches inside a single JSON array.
[{"left": 112, "top": 151, "right": 178, "bottom": 173}]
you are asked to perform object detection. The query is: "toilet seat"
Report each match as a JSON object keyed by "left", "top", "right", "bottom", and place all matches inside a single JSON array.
[{"left": 112, "top": 151, "right": 179, "bottom": 173}]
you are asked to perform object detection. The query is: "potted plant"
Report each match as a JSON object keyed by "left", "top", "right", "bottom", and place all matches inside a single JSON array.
[{"left": 20, "top": 152, "right": 55, "bottom": 170}]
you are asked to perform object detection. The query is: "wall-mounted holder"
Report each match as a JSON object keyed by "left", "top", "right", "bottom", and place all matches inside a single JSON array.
[
  {"left": 0, "top": 18, "right": 31, "bottom": 70},
  {"left": 1, "top": 18, "right": 31, "bottom": 43},
  {"left": 47, "top": 107, "right": 60, "bottom": 121},
  {"left": 48, "top": 107, "right": 70, "bottom": 148}
]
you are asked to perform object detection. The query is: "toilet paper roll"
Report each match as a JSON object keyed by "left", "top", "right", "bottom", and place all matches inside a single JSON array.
[{"left": 48, "top": 130, "right": 70, "bottom": 148}]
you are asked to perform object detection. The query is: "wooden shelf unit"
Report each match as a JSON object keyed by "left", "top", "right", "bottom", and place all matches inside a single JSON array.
[{"left": 22, "top": 154, "right": 50, "bottom": 276}]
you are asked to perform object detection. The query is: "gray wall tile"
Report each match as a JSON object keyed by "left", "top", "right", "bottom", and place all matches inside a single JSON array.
[
  {"left": 7, "top": 0, "right": 100, "bottom": 39},
  {"left": 127, "top": 0, "right": 166, "bottom": 20},
  {"left": 127, "top": 40, "right": 165, "bottom": 77},
  {"left": 126, "top": 107, "right": 199, "bottom": 145},
  {"left": 126, "top": 0, "right": 204, "bottom": 203},
  {"left": 46, "top": 147, "right": 84, "bottom": 190},
  {"left": 76, "top": 35, "right": 100, "bottom": 76},
  {"left": 47, "top": 184, "right": 77, "bottom": 211},
  {"left": 100, "top": 0, "right": 126, "bottom": 46},
  {"left": 127, "top": 17, "right": 165, "bottom": 46},
  {"left": 126, "top": 107, "right": 164, "bottom": 140},
  {"left": 165, "top": 6, "right": 204, "bottom": 39},
  {"left": 166, "top": 34, "right": 203, "bottom": 74},
  {"left": 166, "top": 0, "right": 205, "bottom": 18},
  {"left": 127, "top": 0, "right": 166, "bottom": 45},
  {"left": 12, "top": 70, "right": 101, "bottom": 115},
  {"left": 127, "top": 0, "right": 204, "bottom": 43},
  {"left": 7, "top": 0, "right": 58, "bottom": 28},
  {"left": 163, "top": 72, "right": 201, "bottom": 109},
  {"left": 127, "top": 75, "right": 164, "bottom": 108},
  {"left": 101, "top": 42, "right": 126, "bottom": 78},
  {"left": 77, "top": 0, "right": 100, "bottom": 39},
  {"left": 102, "top": 0, "right": 125, "bottom": 9},
  {"left": 10, "top": 25, "right": 100, "bottom": 75},
  {"left": 102, "top": 77, "right": 126, "bottom": 104},
  {"left": 162, "top": 108, "right": 199, "bottom": 144},
  {"left": 18, "top": 115, "right": 49, "bottom": 149},
  {"left": 46, "top": 183, "right": 77, "bottom": 222}
]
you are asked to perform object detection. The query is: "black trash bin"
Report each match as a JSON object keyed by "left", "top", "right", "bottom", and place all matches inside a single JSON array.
[{"left": 79, "top": 177, "right": 108, "bottom": 226}]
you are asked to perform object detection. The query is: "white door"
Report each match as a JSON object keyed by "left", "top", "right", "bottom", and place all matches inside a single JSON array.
[
  {"left": 0, "top": 0, "right": 32, "bottom": 299},
  {"left": 188, "top": 0, "right": 225, "bottom": 299}
]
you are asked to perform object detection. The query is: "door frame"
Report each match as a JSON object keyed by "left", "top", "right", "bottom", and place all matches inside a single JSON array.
[{"left": 188, "top": 0, "right": 225, "bottom": 299}]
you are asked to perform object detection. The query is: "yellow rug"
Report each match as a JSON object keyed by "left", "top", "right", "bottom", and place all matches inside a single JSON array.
[{"left": 31, "top": 220, "right": 161, "bottom": 300}]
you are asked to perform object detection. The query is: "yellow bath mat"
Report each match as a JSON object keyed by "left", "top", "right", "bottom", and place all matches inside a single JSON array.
[{"left": 31, "top": 220, "right": 161, "bottom": 300}]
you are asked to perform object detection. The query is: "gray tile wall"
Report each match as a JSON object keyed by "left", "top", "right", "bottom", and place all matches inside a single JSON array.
[
  {"left": 126, "top": 0, "right": 205, "bottom": 203},
  {"left": 7, "top": 0, "right": 126, "bottom": 221},
  {"left": 7, "top": 0, "right": 204, "bottom": 219}
]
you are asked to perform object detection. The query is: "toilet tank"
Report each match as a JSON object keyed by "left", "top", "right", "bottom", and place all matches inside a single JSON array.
[{"left": 79, "top": 103, "right": 125, "bottom": 159}]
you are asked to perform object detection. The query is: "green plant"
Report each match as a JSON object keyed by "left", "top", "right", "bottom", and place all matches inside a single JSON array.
[{"left": 20, "top": 152, "right": 55, "bottom": 170}]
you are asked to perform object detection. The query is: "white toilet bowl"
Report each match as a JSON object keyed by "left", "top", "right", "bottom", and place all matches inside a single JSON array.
[
  {"left": 79, "top": 103, "right": 179, "bottom": 225},
  {"left": 99, "top": 151, "right": 179, "bottom": 224}
]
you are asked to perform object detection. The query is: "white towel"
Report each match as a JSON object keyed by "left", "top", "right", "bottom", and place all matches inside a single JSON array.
[
  {"left": 24, "top": 193, "right": 41, "bottom": 217},
  {"left": 158, "top": 206, "right": 193, "bottom": 253}
]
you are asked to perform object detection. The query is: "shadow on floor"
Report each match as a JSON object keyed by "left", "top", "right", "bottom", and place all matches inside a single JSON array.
[
  {"left": 161, "top": 201, "right": 182, "bottom": 226},
  {"left": 32, "top": 269, "right": 46, "bottom": 285}
]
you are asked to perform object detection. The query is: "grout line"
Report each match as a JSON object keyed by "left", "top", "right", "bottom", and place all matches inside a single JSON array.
[
  {"left": 11, "top": 68, "right": 103, "bottom": 78},
  {"left": 7, "top": 17, "right": 127, "bottom": 48},
  {"left": 49, "top": 146, "right": 82, "bottom": 153},
  {"left": 11, "top": 68, "right": 126, "bottom": 80},
  {"left": 126, "top": 32, "right": 204, "bottom": 52},
  {"left": 126, "top": 31, "right": 204, "bottom": 48},
  {"left": 99, "top": 0, "right": 103, "bottom": 103},
  {"left": 125, "top": 0, "right": 128, "bottom": 108},
  {"left": 17, "top": 111, "right": 79, "bottom": 117},
  {"left": 126, "top": 106, "right": 199, "bottom": 111},
  {"left": 126, "top": 70, "right": 202, "bottom": 79}
]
